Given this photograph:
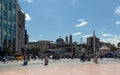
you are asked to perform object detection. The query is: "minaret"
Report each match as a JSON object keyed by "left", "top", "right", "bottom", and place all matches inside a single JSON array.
[
  {"left": 66, "top": 36, "right": 68, "bottom": 44},
  {"left": 69, "top": 34, "right": 73, "bottom": 57},
  {"left": 69, "top": 34, "right": 72, "bottom": 44}
]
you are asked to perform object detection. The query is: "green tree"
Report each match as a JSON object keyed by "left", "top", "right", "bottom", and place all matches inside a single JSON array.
[{"left": 111, "top": 47, "right": 116, "bottom": 52}]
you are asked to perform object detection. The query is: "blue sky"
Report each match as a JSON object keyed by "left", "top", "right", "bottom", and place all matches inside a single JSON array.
[{"left": 19, "top": 0, "right": 120, "bottom": 46}]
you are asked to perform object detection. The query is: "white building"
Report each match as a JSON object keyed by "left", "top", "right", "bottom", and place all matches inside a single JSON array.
[{"left": 99, "top": 46, "right": 111, "bottom": 55}]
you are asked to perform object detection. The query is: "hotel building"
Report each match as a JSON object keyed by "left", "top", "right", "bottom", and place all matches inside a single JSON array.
[{"left": 0, "top": 0, "right": 26, "bottom": 55}]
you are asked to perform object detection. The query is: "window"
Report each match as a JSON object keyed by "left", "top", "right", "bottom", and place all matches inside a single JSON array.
[
  {"left": 0, "top": 41, "right": 1, "bottom": 47},
  {"left": 0, "top": 0, "right": 1, "bottom": 8},
  {"left": 4, "top": 11, "right": 7, "bottom": 17},
  {"left": 4, "top": 0, "right": 7, "bottom": 4},
  {"left": 0, "top": 0, "right": 1, "bottom": 20},
  {"left": 0, "top": 1, "right": 1, "bottom": 46},
  {"left": 8, "top": 0, "right": 12, "bottom": 12},
  {"left": 13, "top": 3, "right": 16, "bottom": 9}
]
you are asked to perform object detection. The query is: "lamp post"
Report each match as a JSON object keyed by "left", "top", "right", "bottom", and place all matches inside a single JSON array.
[
  {"left": 81, "top": 37, "right": 82, "bottom": 51},
  {"left": 93, "top": 30, "right": 96, "bottom": 55}
]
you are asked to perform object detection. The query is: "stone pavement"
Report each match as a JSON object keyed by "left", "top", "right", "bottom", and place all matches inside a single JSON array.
[{"left": 0, "top": 58, "right": 120, "bottom": 75}]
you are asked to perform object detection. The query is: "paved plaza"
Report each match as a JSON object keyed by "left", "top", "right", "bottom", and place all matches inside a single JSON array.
[{"left": 0, "top": 58, "right": 120, "bottom": 75}]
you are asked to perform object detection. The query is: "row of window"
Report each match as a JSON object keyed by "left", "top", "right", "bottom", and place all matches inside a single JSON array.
[
  {"left": 0, "top": 0, "right": 16, "bottom": 8},
  {"left": 0, "top": 0, "right": 23, "bottom": 50},
  {"left": 0, "top": 6, "right": 1, "bottom": 47},
  {"left": 1, "top": 0, "right": 17, "bottom": 41}
]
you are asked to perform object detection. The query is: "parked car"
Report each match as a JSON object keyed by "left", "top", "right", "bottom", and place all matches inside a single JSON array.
[
  {"left": 117, "top": 54, "right": 120, "bottom": 58},
  {"left": 15, "top": 55, "right": 24, "bottom": 60},
  {"left": 103, "top": 53, "right": 114, "bottom": 58},
  {"left": 0, "top": 56, "right": 6, "bottom": 62},
  {"left": 8, "top": 56, "right": 15, "bottom": 60},
  {"left": 14, "top": 53, "right": 24, "bottom": 61}
]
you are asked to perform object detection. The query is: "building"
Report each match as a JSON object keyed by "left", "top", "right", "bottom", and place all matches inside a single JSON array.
[
  {"left": 25, "top": 30, "right": 29, "bottom": 48},
  {"left": 116, "top": 43, "right": 120, "bottom": 55},
  {"left": 87, "top": 36, "right": 100, "bottom": 54},
  {"left": 87, "top": 31, "right": 100, "bottom": 55},
  {"left": 17, "top": 4, "right": 25, "bottom": 53},
  {"left": 118, "top": 43, "right": 120, "bottom": 47},
  {"left": 28, "top": 41, "right": 50, "bottom": 53},
  {"left": 99, "top": 42, "right": 115, "bottom": 49},
  {"left": 36, "top": 40, "right": 50, "bottom": 52},
  {"left": 69, "top": 34, "right": 72, "bottom": 44},
  {"left": 28, "top": 42, "right": 37, "bottom": 50},
  {"left": 56, "top": 37, "right": 65, "bottom": 46},
  {"left": 99, "top": 46, "right": 111, "bottom": 55},
  {"left": 0, "top": 0, "right": 25, "bottom": 55}
]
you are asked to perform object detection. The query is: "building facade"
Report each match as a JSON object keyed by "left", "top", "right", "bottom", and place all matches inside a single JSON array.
[
  {"left": 17, "top": 4, "right": 25, "bottom": 53},
  {"left": 28, "top": 42, "right": 37, "bottom": 50},
  {"left": 87, "top": 36, "right": 100, "bottom": 54},
  {"left": 0, "top": 0, "right": 25, "bottom": 55},
  {"left": 36, "top": 40, "right": 50, "bottom": 52},
  {"left": 56, "top": 37, "right": 65, "bottom": 46},
  {"left": 28, "top": 41, "right": 50, "bottom": 52},
  {"left": 118, "top": 43, "right": 120, "bottom": 47},
  {"left": 25, "top": 30, "right": 29, "bottom": 47}
]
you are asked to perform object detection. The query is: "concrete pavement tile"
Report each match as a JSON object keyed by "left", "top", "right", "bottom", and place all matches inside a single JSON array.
[{"left": 0, "top": 64, "right": 120, "bottom": 75}]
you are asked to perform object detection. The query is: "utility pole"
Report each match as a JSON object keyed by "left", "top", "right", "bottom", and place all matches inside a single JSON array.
[
  {"left": 93, "top": 30, "right": 96, "bottom": 55},
  {"left": 81, "top": 37, "right": 82, "bottom": 50}
]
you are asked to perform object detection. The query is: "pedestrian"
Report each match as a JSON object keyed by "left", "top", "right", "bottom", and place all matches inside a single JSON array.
[
  {"left": 41, "top": 55, "right": 44, "bottom": 61},
  {"left": 88, "top": 54, "right": 91, "bottom": 61},
  {"left": 3, "top": 56, "right": 6, "bottom": 64},
  {"left": 100, "top": 54, "right": 103, "bottom": 60},
  {"left": 3, "top": 55, "right": 8, "bottom": 64},
  {"left": 93, "top": 55, "right": 98, "bottom": 64},
  {"left": 44, "top": 54, "right": 48, "bottom": 66},
  {"left": 23, "top": 54, "right": 28, "bottom": 66},
  {"left": 80, "top": 54, "right": 83, "bottom": 62}
]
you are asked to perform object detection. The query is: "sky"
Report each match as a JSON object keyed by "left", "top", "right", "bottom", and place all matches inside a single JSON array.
[{"left": 18, "top": 0, "right": 120, "bottom": 46}]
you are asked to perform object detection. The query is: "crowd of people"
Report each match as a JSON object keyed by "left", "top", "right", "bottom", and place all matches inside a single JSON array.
[
  {"left": 79, "top": 53, "right": 99, "bottom": 64},
  {"left": 0, "top": 52, "right": 111, "bottom": 66}
]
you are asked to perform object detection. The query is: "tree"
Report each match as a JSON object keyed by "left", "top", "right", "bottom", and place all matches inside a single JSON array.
[{"left": 111, "top": 47, "right": 116, "bottom": 52}]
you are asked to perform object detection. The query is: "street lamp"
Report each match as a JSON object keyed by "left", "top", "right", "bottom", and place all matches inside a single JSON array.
[{"left": 81, "top": 37, "right": 82, "bottom": 51}]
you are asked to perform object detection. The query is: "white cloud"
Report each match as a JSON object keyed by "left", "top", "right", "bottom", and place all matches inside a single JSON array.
[
  {"left": 27, "top": 0, "right": 33, "bottom": 3},
  {"left": 114, "top": 6, "right": 120, "bottom": 16},
  {"left": 116, "top": 21, "right": 120, "bottom": 25},
  {"left": 25, "top": 13, "right": 31, "bottom": 21},
  {"left": 73, "top": 32, "right": 81, "bottom": 36},
  {"left": 77, "top": 19, "right": 84, "bottom": 22},
  {"left": 75, "top": 19, "right": 88, "bottom": 27},
  {"left": 101, "top": 34, "right": 112, "bottom": 37},
  {"left": 23, "top": 0, "right": 33, "bottom": 3},
  {"left": 101, "top": 35, "right": 120, "bottom": 46},
  {"left": 29, "top": 39, "right": 37, "bottom": 42},
  {"left": 82, "top": 35, "right": 92, "bottom": 38}
]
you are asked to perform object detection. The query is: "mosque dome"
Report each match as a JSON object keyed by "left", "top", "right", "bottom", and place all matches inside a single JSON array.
[
  {"left": 56, "top": 37, "right": 65, "bottom": 45},
  {"left": 56, "top": 38, "right": 64, "bottom": 43}
]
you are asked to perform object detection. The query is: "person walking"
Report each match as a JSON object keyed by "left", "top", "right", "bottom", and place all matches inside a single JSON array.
[
  {"left": 44, "top": 54, "right": 48, "bottom": 66},
  {"left": 23, "top": 54, "right": 28, "bottom": 66},
  {"left": 88, "top": 54, "right": 91, "bottom": 61},
  {"left": 93, "top": 55, "right": 98, "bottom": 64}
]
